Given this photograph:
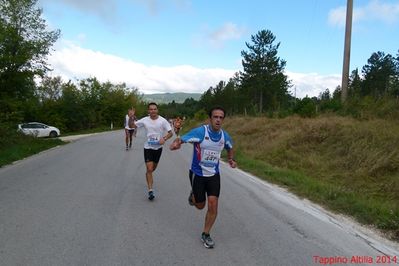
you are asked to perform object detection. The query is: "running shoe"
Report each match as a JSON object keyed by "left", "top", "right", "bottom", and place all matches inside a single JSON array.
[
  {"left": 188, "top": 191, "right": 194, "bottom": 206},
  {"left": 201, "top": 232, "right": 215, "bottom": 249},
  {"left": 129, "top": 143, "right": 132, "bottom": 148},
  {"left": 125, "top": 146, "right": 128, "bottom": 151},
  {"left": 148, "top": 191, "right": 155, "bottom": 201}
]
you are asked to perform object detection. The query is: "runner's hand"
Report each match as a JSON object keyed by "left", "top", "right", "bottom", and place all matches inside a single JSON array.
[
  {"left": 228, "top": 158, "right": 237, "bottom": 168},
  {"left": 159, "top": 138, "right": 165, "bottom": 145},
  {"left": 169, "top": 138, "right": 181, "bottom": 150}
]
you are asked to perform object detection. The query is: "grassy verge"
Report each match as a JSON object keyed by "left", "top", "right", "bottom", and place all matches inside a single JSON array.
[
  {"left": 222, "top": 115, "right": 399, "bottom": 241},
  {"left": 0, "top": 125, "right": 120, "bottom": 168},
  {"left": 0, "top": 134, "right": 64, "bottom": 167},
  {"left": 234, "top": 150, "right": 398, "bottom": 238}
]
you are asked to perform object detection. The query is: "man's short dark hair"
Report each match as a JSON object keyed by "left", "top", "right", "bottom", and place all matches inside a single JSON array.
[
  {"left": 208, "top": 106, "right": 226, "bottom": 118},
  {"left": 148, "top": 102, "right": 158, "bottom": 108}
]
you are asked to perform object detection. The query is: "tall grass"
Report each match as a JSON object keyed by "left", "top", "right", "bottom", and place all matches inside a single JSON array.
[{"left": 223, "top": 115, "right": 399, "bottom": 240}]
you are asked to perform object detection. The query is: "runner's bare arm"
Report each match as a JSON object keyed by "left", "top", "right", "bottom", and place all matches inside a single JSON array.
[
  {"left": 130, "top": 108, "right": 138, "bottom": 128},
  {"left": 130, "top": 121, "right": 137, "bottom": 128},
  {"left": 227, "top": 149, "right": 237, "bottom": 168},
  {"left": 159, "top": 130, "right": 173, "bottom": 145}
]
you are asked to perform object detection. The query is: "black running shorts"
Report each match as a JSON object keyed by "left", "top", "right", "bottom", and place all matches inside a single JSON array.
[
  {"left": 189, "top": 170, "right": 220, "bottom": 203},
  {"left": 125, "top": 128, "right": 135, "bottom": 137},
  {"left": 144, "top": 148, "right": 163, "bottom": 163}
]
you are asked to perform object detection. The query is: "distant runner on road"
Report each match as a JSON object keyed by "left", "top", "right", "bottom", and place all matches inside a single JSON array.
[
  {"left": 124, "top": 108, "right": 137, "bottom": 151},
  {"left": 173, "top": 116, "right": 183, "bottom": 137}
]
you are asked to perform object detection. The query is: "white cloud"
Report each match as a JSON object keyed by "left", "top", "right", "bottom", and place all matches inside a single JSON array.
[
  {"left": 48, "top": 41, "right": 339, "bottom": 98},
  {"left": 367, "top": 0, "right": 399, "bottom": 23},
  {"left": 209, "top": 23, "right": 247, "bottom": 44},
  {"left": 48, "top": 41, "right": 236, "bottom": 94},
  {"left": 328, "top": 0, "right": 399, "bottom": 27},
  {"left": 286, "top": 71, "right": 341, "bottom": 99},
  {"left": 328, "top": 6, "right": 347, "bottom": 27},
  {"left": 197, "top": 22, "right": 247, "bottom": 49}
]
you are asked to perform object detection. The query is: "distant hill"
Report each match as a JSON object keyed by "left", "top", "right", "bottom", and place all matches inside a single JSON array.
[{"left": 142, "top": 92, "right": 201, "bottom": 104}]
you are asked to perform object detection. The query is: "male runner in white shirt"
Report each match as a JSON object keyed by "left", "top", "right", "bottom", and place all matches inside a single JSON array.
[{"left": 131, "top": 103, "right": 173, "bottom": 200}]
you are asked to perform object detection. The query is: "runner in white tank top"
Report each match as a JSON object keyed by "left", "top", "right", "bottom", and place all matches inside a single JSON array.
[{"left": 169, "top": 106, "right": 237, "bottom": 248}]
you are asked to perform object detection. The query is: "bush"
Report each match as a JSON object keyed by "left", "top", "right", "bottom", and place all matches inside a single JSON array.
[
  {"left": 294, "top": 97, "right": 317, "bottom": 118},
  {"left": 194, "top": 109, "right": 208, "bottom": 121}
]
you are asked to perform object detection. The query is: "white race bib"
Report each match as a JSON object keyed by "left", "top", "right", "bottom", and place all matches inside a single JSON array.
[
  {"left": 147, "top": 133, "right": 160, "bottom": 146},
  {"left": 201, "top": 149, "right": 221, "bottom": 167}
]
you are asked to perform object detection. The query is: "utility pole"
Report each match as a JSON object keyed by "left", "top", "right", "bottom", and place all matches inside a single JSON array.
[{"left": 341, "top": 0, "right": 353, "bottom": 103}]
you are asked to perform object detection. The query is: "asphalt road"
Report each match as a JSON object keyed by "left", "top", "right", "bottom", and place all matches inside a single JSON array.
[{"left": 0, "top": 129, "right": 398, "bottom": 266}]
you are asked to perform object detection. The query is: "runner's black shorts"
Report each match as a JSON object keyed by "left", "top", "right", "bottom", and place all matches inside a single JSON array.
[
  {"left": 125, "top": 128, "right": 135, "bottom": 137},
  {"left": 189, "top": 170, "right": 220, "bottom": 203},
  {"left": 144, "top": 148, "right": 163, "bottom": 163}
]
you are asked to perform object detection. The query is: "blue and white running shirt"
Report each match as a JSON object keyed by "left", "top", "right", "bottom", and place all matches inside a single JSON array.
[{"left": 181, "top": 124, "right": 233, "bottom": 177}]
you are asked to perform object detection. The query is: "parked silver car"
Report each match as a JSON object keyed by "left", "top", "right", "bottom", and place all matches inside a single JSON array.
[{"left": 18, "top": 122, "right": 61, "bottom": 138}]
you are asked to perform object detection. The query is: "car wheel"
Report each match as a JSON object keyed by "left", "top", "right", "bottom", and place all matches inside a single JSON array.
[{"left": 49, "top": 131, "right": 58, "bottom": 138}]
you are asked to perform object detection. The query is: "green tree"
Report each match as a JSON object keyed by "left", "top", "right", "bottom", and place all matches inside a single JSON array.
[
  {"left": 392, "top": 50, "right": 399, "bottom": 97},
  {"left": 59, "top": 82, "right": 84, "bottom": 131},
  {"left": 222, "top": 73, "right": 241, "bottom": 115},
  {"left": 102, "top": 83, "right": 132, "bottom": 128},
  {"left": 36, "top": 76, "right": 63, "bottom": 102},
  {"left": 348, "top": 68, "right": 362, "bottom": 97},
  {"left": 79, "top": 77, "right": 106, "bottom": 128},
  {"left": 198, "top": 81, "right": 228, "bottom": 114},
  {"left": 294, "top": 97, "right": 317, "bottom": 118},
  {"left": 318, "top": 88, "right": 342, "bottom": 112},
  {"left": 240, "top": 29, "right": 290, "bottom": 113},
  {"left": 0, "top": 0, "right": 60, "bottom": 120},
  {"left": 199, "top": 87, "right": 215, "bottom": 112},
  {"left": 362, "top": 51, "right": 398, "bottom": 98}
]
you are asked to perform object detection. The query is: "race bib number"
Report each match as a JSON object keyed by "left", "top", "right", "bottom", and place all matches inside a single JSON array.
[
  {"left": 201, "top": 149, "right": 221, "bottom": 167},
  {"left": 147, "top": 133, "right": 160, "bottom": 146}
]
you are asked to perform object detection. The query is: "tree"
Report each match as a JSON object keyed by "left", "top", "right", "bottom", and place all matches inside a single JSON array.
[
  {"left": 348, "top": 68, "right": 362, "bottom": 97},
  {"left": 36, "top": 76, "right": 63, "bottom": 102},
  {"left": 240, "top": 29, "right": 290, "bottom": 113},
  {"left": 198, "top": 81, "right": 230, "bottom": 114},
  {"left": 199, "top": 87, "right": 215, "bottom": 112},
  {"left": 0, "top": 0, "right": 60, "bottom": 119},
  {"left": 59, "top": 81, "right": 84, "bottom": 131},
  {"left": 361, "top": 51, "right": 397, "bottom": 98},
  {"left": 294, "top": 97, "right": 317, "bottom": 118},
  {"left": 319, "top": 89, "right": 331, "bottom": 101}
]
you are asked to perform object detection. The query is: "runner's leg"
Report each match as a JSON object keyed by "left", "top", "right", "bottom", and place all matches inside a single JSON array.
[
  {"left": 145, "top": 162, "right": 155, "bottom": 190},
  {"left": 203, "top": 196, "right": 218, "bottom": 234},
  {"left": 190, "top": 172, "right": 206, "bottom": 209},
  {"left": 125, "top": 129, "right": 129, "bottom": 150},
  {"left": 203, "top": 173, "right": 220, "bottom": 233},
  {"left": 129, "top": 130, "right": 133, "bottom": 147}
]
